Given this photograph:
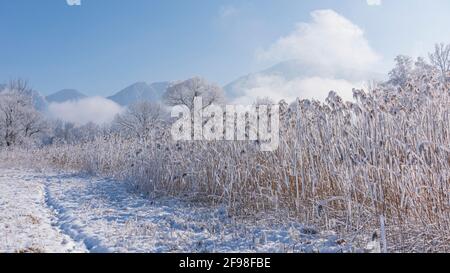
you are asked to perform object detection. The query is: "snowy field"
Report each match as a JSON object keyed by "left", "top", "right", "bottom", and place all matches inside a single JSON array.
[{"left": 0, "top": 168, "right": 353, "bottom": 253}]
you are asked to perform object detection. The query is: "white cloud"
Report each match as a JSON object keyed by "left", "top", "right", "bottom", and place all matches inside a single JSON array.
[
  {"left": 232, "top": 74, "right": 366, "bottom": 105},
  {"left": 219, "top": 5, "right": 240, "bottom": 19},
  {"left": 257, "top": 9, "right": 380, "bottom": 73},
  {"left": 233, "top": 9, "right": 380, "bottom": 103},
  {"left": 366, "top": 0, "right": 382, "bottom": 6},
  {"left": 48, "top": 97, "right": 124, "bottom": 125}
]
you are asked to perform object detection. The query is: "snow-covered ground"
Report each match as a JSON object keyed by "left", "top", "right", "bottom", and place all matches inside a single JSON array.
[
  {"left": 0, "top": 169, "right": 86, "bottom": 253},
  {"left": 0, "top": 168, "right": 353, "bottom": 253}
]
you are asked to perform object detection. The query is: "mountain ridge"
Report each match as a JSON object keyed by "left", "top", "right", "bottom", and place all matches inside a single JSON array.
[
  {"left": 46, "top": 89, "right": 87, "bottom": 103},
  {"left": 107, "top": 81, "right": 170, "bottom": 106}
]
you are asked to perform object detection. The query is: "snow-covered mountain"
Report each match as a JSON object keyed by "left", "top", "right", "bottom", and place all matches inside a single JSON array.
[
  {"left": 1, "top": 81, "right": 171, "bottom": 113},
  {"left": 46, "top": 89, "right": 87, "bottom": 103},
  {"left": 107, "top": 82, "right": 170, "bottom": 106}
]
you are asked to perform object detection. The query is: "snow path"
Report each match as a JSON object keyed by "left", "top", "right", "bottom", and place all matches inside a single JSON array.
[
  {"left": 0, "top": 168, "right": 351, "bottom": 253},
  {"left": 0, "top": 169, "right": 86, "bottom": 253}
]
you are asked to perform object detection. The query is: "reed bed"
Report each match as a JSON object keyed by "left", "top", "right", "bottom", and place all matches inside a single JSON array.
[{"left": 8, "top": 75, "right": 449, "bottom": 252}]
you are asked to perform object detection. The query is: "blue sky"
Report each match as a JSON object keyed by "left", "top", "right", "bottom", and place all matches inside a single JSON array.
[{"left": 1, "top": 0, "right": 450, "bottom": 96}]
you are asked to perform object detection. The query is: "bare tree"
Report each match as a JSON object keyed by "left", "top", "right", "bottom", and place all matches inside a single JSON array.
[
  {"left": 51, "top": 120, "right": 76, "bottom": 144},
  {"left": 414, "top": 57, "right": 435, "bottom": 78},
  {"left": 163, "top": 77, "right": 225, "bottom": 110},
  {"left": 22, "top": 108, "right": 47, "bottom": 139},
  {"left": 0, "top": 79, "right": 47, "bottom": 147},
  {"left": 114, "top": 101, "right": 167, "bottom": 139},
  {"left": 73, "top": 122, "right": 102, "bottom": 143},
  {"left": 7, "top": 78, "right": 32, "bottom": 96},
  {"left": 429, "top": 43, "right": 450, "bottom": 82},
  {"left": 388, "top": 55, "right": 413, "bottom": 87}
]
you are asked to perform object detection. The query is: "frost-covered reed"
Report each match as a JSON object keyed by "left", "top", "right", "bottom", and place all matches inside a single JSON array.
[{"left": 8, "top": 73, "right": 449, "bottom": 252}]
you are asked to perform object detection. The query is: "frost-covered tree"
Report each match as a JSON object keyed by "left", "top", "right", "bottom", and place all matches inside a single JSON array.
[
  {"left": 388, "top": 55, "right": 414, "bottom": 87},
  {"left": 73, "top": 122, "right": 102, "bottom": 143},
  {"left": 0, "top": 80, "right": 47, "bottom": 147},
  {"left": 414, "top": 57, "right": 435, "bottom": 78},
  {"left": 50, "top": 120, "right": 105, "bottom": 145},
  {"left": 114, "top": 101, "right": 167, "bottom": 139},
  {"left": 163, "top": 77, "right": 225, "bottom": 110},
  {"left": 429, "top": 43, "right": 450, "bottom": 82},
  {"left": 51, "top": 120, "right": 76, "bottom": 144},
  {"left": 0, "top": 92, "right": 26, "bottom": 146}
]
